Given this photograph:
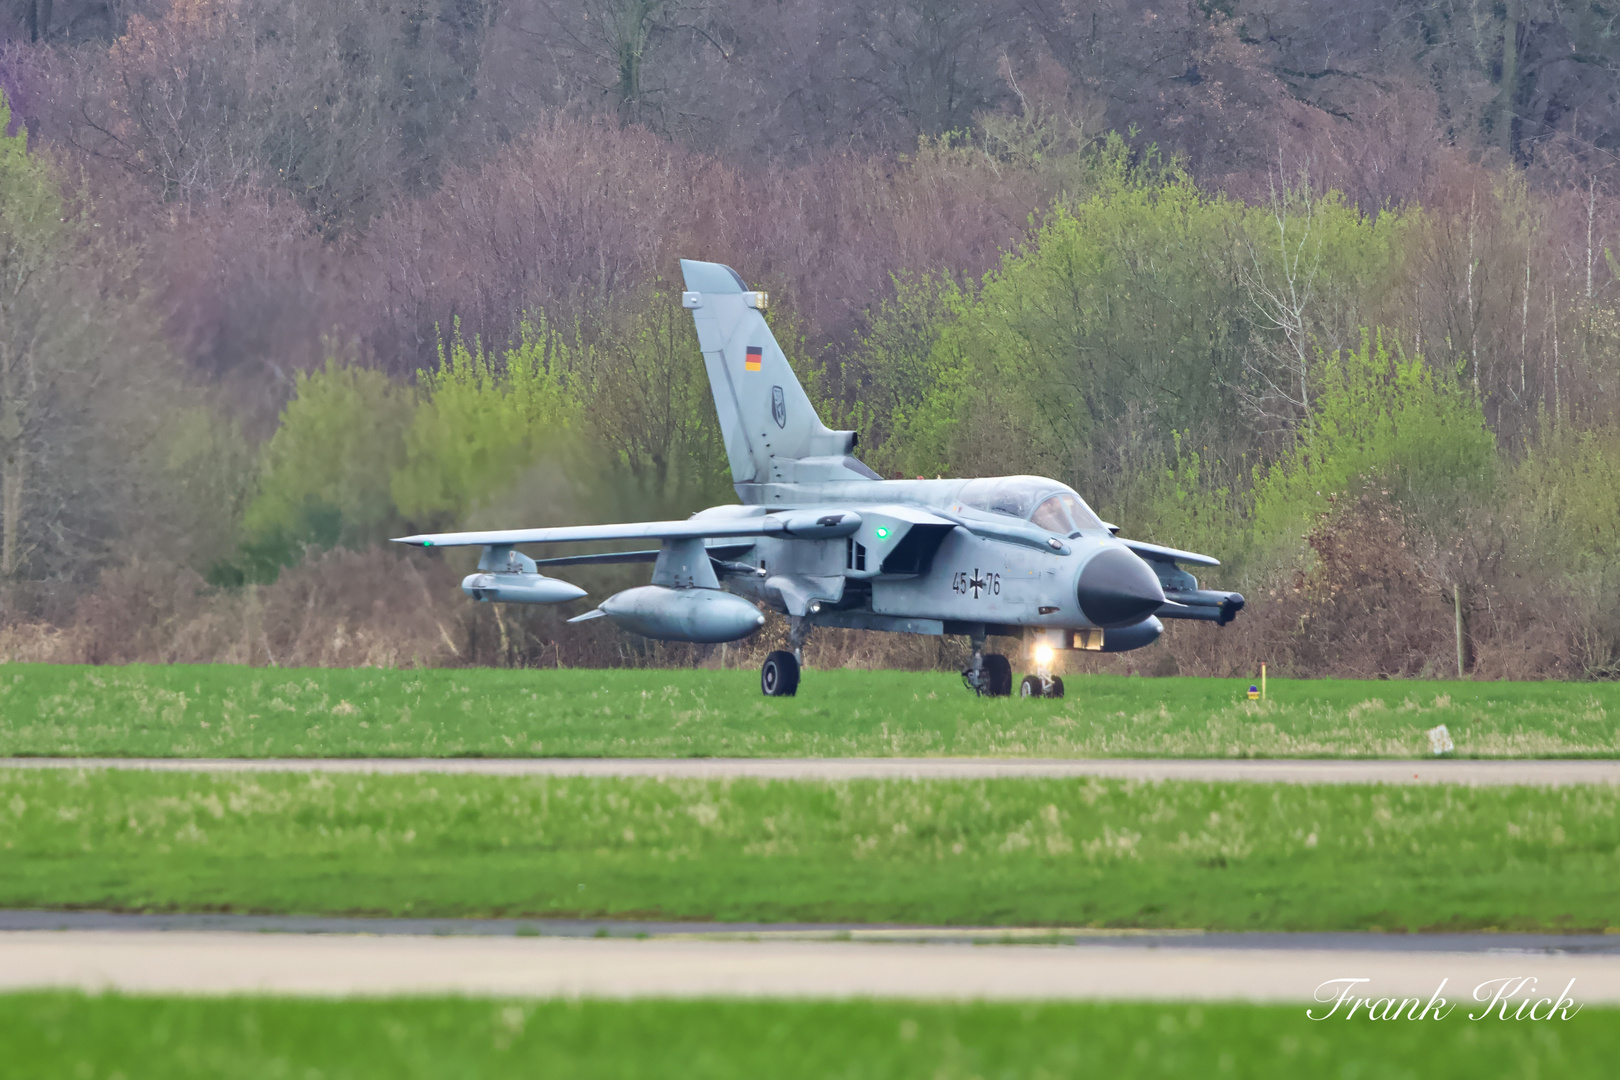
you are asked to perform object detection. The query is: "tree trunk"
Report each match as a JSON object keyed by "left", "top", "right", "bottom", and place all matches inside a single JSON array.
[
  {"left": 0, "top": 342, "right": 21, "bottom": 579},
  {"left": 1497, "top": 1, "right": 1520, "bottom": 156},
  {"left": 0, "top": 456, "right": 19, "bottom": 579},
  {"left": 1454, "top": 582, "right": 1471, "bottom": 678}
]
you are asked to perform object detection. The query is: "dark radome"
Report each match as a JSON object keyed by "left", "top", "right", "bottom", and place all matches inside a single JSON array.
[{"left": 1076, "top": 548, "right": 1166, "bottom": 628}]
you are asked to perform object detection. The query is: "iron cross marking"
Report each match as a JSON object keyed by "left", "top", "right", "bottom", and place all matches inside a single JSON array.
[{"left": 968, "top": 571, "right": 987, "bottom": 599}]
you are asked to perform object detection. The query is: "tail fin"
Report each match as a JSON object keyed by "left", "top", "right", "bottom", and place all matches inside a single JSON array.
[{"left": 680, "top": 259, "right": 876, "bottom": 502}]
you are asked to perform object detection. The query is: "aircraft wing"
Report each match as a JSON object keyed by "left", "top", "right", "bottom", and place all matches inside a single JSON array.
[
  {"left": 530, "top": 543, "right": 754, "bottom": 568},
  {"left": 1117, "top": 537, "right": 1241, "bottom": 624},
  {"left": 1119, "top": 538, "right": 1221, "bottom": 567},
  {"left": 395, "top": 511, "right": 862, "bottom": 549}
]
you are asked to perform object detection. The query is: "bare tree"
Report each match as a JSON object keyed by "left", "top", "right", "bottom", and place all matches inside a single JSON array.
[
  {"left": 0, "top": 93, "right": 70, "bottom": 577},
  {"left": 512, "top": 0, "right": 726, "bottom": 130},
  {"left": 0, "top": 91, "right": 219, "bottom": 588},
  {"left": 1238, "top": 163, "right": 1326, "bottom": 435},
  {"left": 22, "top": 0, "right": 496, "bottom": 232}
]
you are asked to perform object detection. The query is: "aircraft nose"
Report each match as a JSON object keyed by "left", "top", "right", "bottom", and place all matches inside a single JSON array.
[{"left": 1076, "top": 546, "right": 1166, "bottom": 628}]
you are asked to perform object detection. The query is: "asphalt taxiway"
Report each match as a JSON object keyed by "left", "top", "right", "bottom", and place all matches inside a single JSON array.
[{"left": 5, "top": 911, "right": 1620, "bottom": 955}]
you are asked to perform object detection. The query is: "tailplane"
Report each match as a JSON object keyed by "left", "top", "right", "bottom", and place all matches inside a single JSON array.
[{"left": 681, "top": 259, "right": 877, "bottom": 502}]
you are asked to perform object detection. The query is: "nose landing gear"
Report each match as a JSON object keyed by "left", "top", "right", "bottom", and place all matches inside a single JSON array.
[
  {"left": 1019, "top": 674, "right": 1065, "bottom": 698},
  {"left": 1018, "top": 633, "right": 1065, "bottom": 698}
]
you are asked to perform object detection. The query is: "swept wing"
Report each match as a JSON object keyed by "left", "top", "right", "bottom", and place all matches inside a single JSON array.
[
  {"left": 394, "top": 510, "right": 862, "bottom": 549},
  {"left": 1119, "top": 538, "right": 1221, "bottom": 568}
]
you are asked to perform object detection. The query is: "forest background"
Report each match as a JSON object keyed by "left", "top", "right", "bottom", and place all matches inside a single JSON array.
[{"left": 0, "top": 0, "right": 1618, "bottom": 680}]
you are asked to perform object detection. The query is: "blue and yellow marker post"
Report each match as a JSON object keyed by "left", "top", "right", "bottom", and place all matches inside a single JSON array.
[{"left": 1246, "top": 664, "right": 1268, "bottom": 701}]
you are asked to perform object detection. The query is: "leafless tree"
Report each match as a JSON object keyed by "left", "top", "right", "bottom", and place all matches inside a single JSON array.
[{"left": 1237, "top": 163, "right": 1327, "bottom": 435}]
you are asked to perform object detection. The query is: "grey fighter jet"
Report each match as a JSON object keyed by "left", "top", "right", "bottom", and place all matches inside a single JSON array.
[{"left": 397, "top": 259, "right": 1244, "bottom": 697}]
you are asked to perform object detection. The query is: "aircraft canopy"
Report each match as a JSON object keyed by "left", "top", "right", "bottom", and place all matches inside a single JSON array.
[{"left": 956, "top": 476, "right": 1106, "bottom": 534}]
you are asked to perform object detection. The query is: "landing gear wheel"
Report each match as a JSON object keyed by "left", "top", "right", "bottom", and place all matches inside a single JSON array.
[
  {"left": 761, "top": 650, "right": 800, "bottom": 697},
  {"left": 1020, "top": 674, "right": 1066, "bottom": 699},
  {"left": 981, "top": 653, "right": 1012, "bottom": 697}
]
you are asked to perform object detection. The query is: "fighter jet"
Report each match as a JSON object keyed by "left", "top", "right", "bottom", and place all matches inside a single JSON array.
[{"left": 397, "top": 259, "right": 1244, "bottom": 697}]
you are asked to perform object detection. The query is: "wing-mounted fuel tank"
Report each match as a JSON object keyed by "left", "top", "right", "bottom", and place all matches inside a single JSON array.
[
  {"left": 462, "top": 545, "right": 588, "bottom": 604},
  {"left": 569, "top": 536, "right": 768, "bottom": 644},
  {"left": 583, "top": 586, "right": 766, "bottom": 643}
]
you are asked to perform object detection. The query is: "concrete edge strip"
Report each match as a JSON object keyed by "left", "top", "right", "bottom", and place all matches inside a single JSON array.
[{"left": 4, "top": 931, "right": 1620, "bottom": 1002}]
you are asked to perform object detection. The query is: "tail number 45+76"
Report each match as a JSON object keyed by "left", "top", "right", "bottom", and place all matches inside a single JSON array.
[{"left": 951, "top": 570, "right": 999, "bottom": 599}]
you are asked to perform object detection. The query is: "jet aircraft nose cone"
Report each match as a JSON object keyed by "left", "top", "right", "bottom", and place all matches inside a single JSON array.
[{"left": 1076, "top": 547, "right": 1166, "bottom": 628}]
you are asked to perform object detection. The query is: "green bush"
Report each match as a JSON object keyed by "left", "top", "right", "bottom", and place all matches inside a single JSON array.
[
  {"left": 577, "top": 288, "right": 733, "bottom": 511},
  {"left": 887, "top": 142, "right": 1408, "bottom": 527},
  {"left": 1507, "top": 425, "right": 1620, "bottom": 573},
  {"left": 232, "top": 360, "right": 415, "bottom": 581},
  {"left": 1250, "top": 330, "right": 1497, "bottom": 557},
  {"left": 392, "top": 318, "right": 582, "bottom": 530},
  {"left": 899, "top": 143, "right": 1249, "bottom": 488}
]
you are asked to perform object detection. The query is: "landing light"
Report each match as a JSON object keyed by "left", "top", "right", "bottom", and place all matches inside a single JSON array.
[{"left": 1033, "top": 643, "right": 1055, "bottom": 668}]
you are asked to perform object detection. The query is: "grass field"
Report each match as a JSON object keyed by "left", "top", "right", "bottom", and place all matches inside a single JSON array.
[
  {"left": 3, "top": 994, "right": 1613, "bottom": 1079},
  {"left": 4, "top": 769, "right": 1616, "bottom": 930},
  {"left": 1, "top": 664, "right": 1617, "bottom": 759}
]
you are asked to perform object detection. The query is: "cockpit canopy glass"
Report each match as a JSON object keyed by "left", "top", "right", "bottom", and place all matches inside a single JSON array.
[{"left": 956, "top": 476, "right": 1105, "bottom": 534}]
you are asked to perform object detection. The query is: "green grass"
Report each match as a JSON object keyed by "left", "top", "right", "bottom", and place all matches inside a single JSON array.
[
  {"left": 1, "top": 664, "right": 1617, "bottom": 759},
  {"left": 4, "top": 769, "right": 1617, "bottom": 930},
  {"left": 2, "top": 994, "right": 1613, "bottom": 1079}
]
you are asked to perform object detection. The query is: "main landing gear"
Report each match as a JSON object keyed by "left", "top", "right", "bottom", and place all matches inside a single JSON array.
[
  {"left": 962, "top": 652, "right": 1012, "bottom": 696},
  {"left": 962, "top": 628, "right": 1014, "bottom": 696},
  {"left": 761, "top": 650, "right": 799, "bottom": 696},
  {"left": 761, "top": 615, "right": 810, "bottom": 697}
]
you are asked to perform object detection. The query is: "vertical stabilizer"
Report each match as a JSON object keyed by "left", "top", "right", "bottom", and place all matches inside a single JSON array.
[{"left": 680, "top": 259, "right": 876, "bottom": 502}]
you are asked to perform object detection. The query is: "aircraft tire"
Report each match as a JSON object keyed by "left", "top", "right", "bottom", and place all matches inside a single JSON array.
[
  {"left": 982, "top": 653, "right": 1012, "bottom": 697},
  {"left": 1047, "top": 676, "right": 1065, "bottom": 699},
  {"left": 1019, "top": 675, "right": 1042, "bottom": 698},
  {"left": 761, "top": 650, "right": 800, "bottom": 697}
]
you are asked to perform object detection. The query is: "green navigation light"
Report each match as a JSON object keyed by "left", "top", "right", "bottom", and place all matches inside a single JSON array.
[{"left": 874, "top": 527, "right": 890, "bottom": 539}]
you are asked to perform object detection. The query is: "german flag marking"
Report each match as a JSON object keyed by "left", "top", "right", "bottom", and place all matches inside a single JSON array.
[{"left": 745, "top": 346, "right": 763, "bottom": 371}]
